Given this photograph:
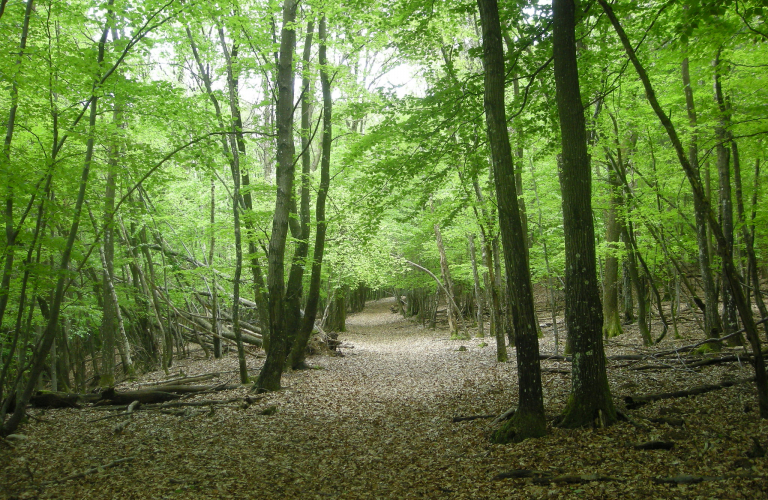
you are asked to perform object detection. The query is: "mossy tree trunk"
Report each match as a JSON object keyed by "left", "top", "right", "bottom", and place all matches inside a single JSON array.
[
  {"left": 553, "top": 0, "right": 616, "bottom": 429},
  {"left": 477, "top": 0, "right": 545, "bottom": 442}
]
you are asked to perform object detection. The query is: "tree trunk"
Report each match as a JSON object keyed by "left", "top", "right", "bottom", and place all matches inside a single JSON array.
[
  {"left": 603, "top": 162, "right": 623, "bottom": 339},
  {"left": 289, "top": 14, "right": 332, "bottom": 370},
  {"left": 713, "top": 52, "right": 740, "bottom": 345},
  {"left": 285, "top": 20, "right": 314, "bottom": 354},
  {"left": 553, "top": 0, "right": 616, "bottom": 429},
  {"left": 432, "top": 203, "right": 458, "bottom": 335},
  {"left": 468, "top": 234, "right": 484, "bottom": 338},
  {"left": 477, "top": 0, "right": 546, "bottom": 442},
  {"left": 256, "top": 0, "right": 299, "bottom": 392},
  {"left": 681, "top": 54, "right": 721, "bottom": 340},
  {"left": 0, "top": 0, "right": 34, "bottom": 335}
]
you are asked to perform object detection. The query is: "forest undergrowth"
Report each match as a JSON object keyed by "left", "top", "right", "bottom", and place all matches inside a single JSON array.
[{"left": 1, "top": 297, "right": 767, "bottom": 499}]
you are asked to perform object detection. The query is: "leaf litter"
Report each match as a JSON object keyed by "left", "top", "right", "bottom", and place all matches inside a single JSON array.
[{"left": 1, "top": 297, "right": 767, "bottom": 499}]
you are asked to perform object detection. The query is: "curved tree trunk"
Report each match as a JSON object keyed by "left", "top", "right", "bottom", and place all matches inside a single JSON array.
[{"left": 477, "top": 0, "right": 545, "bottom": 442}]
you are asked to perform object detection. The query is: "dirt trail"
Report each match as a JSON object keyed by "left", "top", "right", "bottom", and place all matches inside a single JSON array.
[{"left": 2, "top": 298, "right": 767, "bottom": 499}]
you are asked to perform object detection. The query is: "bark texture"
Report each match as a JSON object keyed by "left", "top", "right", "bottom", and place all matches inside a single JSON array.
[
  {"left": 256, "top": 0, "right": 299, "bottom": 392},
  {"left": 553, "top": 0, "right": 616, "bottom": 428},
  {"left": 477, "top": 0, "right": 546, "bottom": 442}
]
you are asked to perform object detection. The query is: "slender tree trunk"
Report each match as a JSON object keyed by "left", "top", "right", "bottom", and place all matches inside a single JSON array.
[
  {"left": 714, "top": 52, "right": 740, "bottom": 344},
  {"left": 218, "top": 32, "right": 249, "bottom": 384},
  {"left": 256, "top": 0, "right": 299, "bottom": 391},
  {"left": 468, "top": 234, "right": 484, "bottom": 338},
  {"left": 285, "top": 20, "right": 314, "bottom": 354},
  {"left": 553, "top": 0, "right": 616, "bottom": 428},
  {"left": 0, "top": 0, "right": 34, "bottom": 334},
  {"left": 477, "top": 0, "right": 546, "bottom": 442},
  {"left": 432, "top": 200, "right": 458, "bottom": 335},
  {"left": 208, "top": 178, "right": 221, "bottom": 358},
  {"left": 599, "top": 0, "right": 768, "bottom": 418},
  {"left": 745, "top": 158, "right": 768, "bottom": 340},
  {"left": 530, "top": 160, "right": 561, "bottom": 355},
  {"left": 603, "top": 162, "right": 623, "bottom": 339},
  {"left": 681, "top": 54, "right": 721, "bottom": 340},
  {"left": 289, "top": 15, "right": 332, "bottom": 370}
]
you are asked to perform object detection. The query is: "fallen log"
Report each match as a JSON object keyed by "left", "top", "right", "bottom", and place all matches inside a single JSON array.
[
  {"left": 624, "top": 377, "right": 755, "bottom": 409},
  {"left": 100, "top": 388, "right": 182, "bottom": 405},
  {"left": 29, "top": 391, "right": 101, "bottom": 409}
]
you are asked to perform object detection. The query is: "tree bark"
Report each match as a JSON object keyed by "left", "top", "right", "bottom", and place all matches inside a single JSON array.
[
  {"left": 256, "top": 0, "right": 299, "bottom": 392},
  {"left": 603, "top": 161, "right": 623, "bottom": 339},
  {"left": 468, "top": 234, "right": 485, "bottom": 338},
  {"left": 285, "top": 20, "right": 314, "bottom": 354},
  {"left": 289, "top": 14, "right": 332, "bottom": 370},
  {"left": 713, "top": 52, "right": 740, "bottom": 344},
  {"left": 681, "top": 53, "right": 721, "bottom": 340},
  {"left": 477, "top": 0, "right": 546, "bottom": 442},
  {"left": 553, "top": 0, "right": 616, "bottom": 428},
  {"left": 0, "top": 0, "right": 34, "bottom": 335}
]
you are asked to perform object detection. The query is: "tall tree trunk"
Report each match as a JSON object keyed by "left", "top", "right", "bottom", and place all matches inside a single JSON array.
[
  {"left": 713, "top": 52, "right": 740, "bottom": 345},
  {"left": 553, "top": 0, "right": 616, "bottom": 429},
  {"left": 744, "top": 158, "right": 768, "bottom": 340},
  {"left": 285, "top": 20, "right": 314, "bottom": 354},
  {"left": 471, "top": 177, "right": 506, "bottom": 360},
  {"left": 208, "top": 178, "right": 221, "bottom": 358},
  {"left": 599, "top": 0, "right": 768, "bottom": 418},
  {"left": 256, "top": 0, "right": 299, "bottom": 392},
  {"left": 289, "top": 14, "right": 332, "bottom": 370},
  {"left": 531, "top": 160, "right": 561, "bottom": 355},
  {"left": 681, "top": 54, "right": 721, "bottom": 340},
  {"left": 477, "top": 0, "right": 546, "bottom": 442},
  {"left": 218, "top": 32, "right": 249, "bottom": 384},
  {"left": 603, "top": 163, "right": 623, "bottom": 339}
]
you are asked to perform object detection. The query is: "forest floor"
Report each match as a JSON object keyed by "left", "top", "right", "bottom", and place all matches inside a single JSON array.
[{"left": 2, "top": 297, "right": 768, "bottom": 499}]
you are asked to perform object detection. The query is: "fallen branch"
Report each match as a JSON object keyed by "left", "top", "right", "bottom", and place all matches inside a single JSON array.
[
  {"left": 145, "top": 373, "right": 220, "bottom": 387},
  {"left": 624, "top": 377, "right": 755, "bottom": 409},
  {"left": 493, "top": 469, "right": 623, "bottom": 484},
  {"left": 452, "top": 414, "right": 495, "bottom": 422}
]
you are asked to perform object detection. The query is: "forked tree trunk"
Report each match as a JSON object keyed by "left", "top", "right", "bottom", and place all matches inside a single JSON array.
[
  {"left": 289, "top": 14, "right": 332, "bottom": 369},
  {"left": 256, "top": 0, "right": 299, "bottom": 391},
  {"left": 284, "top": 20, "right": 314, "bottom": 353}
]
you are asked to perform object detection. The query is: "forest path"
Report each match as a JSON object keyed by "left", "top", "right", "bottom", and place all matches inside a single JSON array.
[{"left": 3, "top": 298, "right": 767, "bottom": 499}]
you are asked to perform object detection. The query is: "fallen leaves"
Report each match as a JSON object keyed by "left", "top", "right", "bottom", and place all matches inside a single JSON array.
[{"left": 1, "top": 297, "right": 767, "bottom": 499}]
